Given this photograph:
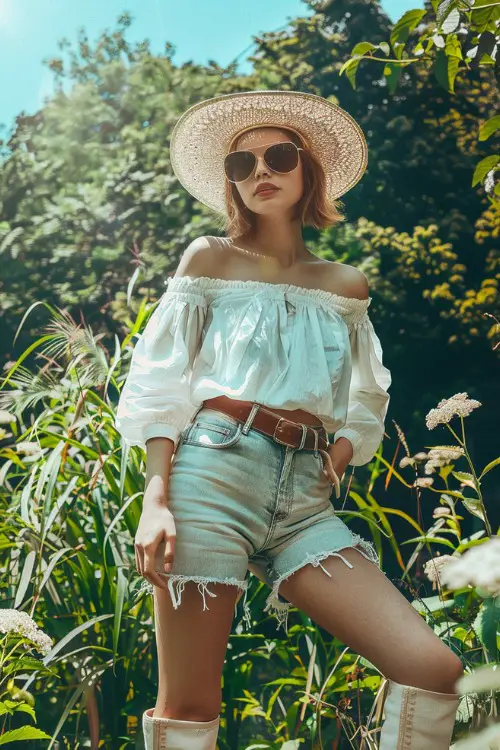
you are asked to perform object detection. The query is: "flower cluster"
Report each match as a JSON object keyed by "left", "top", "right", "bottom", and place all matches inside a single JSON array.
[
  {"left": 423, "top": 554, "right": 458, "bottom": 585},
  {"left": 414, "top": 476, "right": 434, "bottom": 488},
  {"left": 439, "top": 538, "right": 500, "bottom": 596},
  {"left": 425, "top": 392, "right": 481, "bottom": 430},
  {"left": 0, "top": 609, "right": 53, "bottom": 655},
  {"left": 423, "top": 446, "right": 465, "bottom": 475}
]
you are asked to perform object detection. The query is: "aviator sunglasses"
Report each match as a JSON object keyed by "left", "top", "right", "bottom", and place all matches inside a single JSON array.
[{"left": 224, "top": 141, "right": 304, "bottom": 183}]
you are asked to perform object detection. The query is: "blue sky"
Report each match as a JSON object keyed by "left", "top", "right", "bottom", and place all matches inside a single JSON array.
[{"left": 0, "top": 0, "right": 421, "bottom": 134}]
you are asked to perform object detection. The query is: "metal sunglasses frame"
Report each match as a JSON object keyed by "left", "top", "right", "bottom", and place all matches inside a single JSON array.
[{"left": 224, "top": 140, "right": 305, "bottom": 184}]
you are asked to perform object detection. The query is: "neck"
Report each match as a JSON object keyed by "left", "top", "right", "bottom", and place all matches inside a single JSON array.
[{"left": 244, "top": 214, "right": 308, "bottom": 267}]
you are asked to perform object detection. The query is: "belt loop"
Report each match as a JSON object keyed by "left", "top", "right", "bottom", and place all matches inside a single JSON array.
[
  {"left": 242, "top": 402, "right": 260, "bottom": 435},
  {"left": 313, "top": 429, "right": 319, "bottom": 457},
  {"left": 298, "top": 424, "right": 308, "bottom": 450}
]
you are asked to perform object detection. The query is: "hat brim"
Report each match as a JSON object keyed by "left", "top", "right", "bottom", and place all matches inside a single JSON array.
[{"left": 169, "top": 89, "right": 368, "bottom": 216}]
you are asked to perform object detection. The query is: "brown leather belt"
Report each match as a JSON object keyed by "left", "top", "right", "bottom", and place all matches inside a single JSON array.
[
  {"left": 201, "top": 396, "right": 341, "bottom": 498},
  {"left": 202, "top": 396, "right": 328, "bottom": 450}
]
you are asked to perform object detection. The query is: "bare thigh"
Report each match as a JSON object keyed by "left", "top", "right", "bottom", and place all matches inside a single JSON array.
[
  {"left": 153, "top": 581, "right": 240, "bottom": 720},
  {"left": 278, "top": 548, "right": 463, "bottom": 693}
]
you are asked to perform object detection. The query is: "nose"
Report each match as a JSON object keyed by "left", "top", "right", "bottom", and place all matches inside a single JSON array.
[{"left": 253, "top": 153, "right": 272, "bottom": 179}]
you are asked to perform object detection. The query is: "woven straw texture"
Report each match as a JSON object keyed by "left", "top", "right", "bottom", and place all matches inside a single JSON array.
[{"left": 169, "top": 90, "right": 368, "bottom": 215}]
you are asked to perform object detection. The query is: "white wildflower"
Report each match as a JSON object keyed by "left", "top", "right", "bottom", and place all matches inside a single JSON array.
[
  {"left": 453, "top": 722, "right": 500, "bottom": 749},
  {"left": 424, "top": 448, "right": 465, "bottom": 475},
  {"left": 15, "top": 441, "right": 42, "bottom": 456},
  {"left": 457, "top": 664, "right": 500, "bottom": 694},
  {"left": 440, "top": 537, "right": 500, "bottom": 595},
  {"left": 0, "top": 410, "right": 15, "bottom": 424},
  {"left": 428, "top": 447, "right": 465, "bottom": 462},
  {"left": 423, "top": 554, "right": 458, "bottom": 584},
  {"left": 426, "top": 393, "right": 482, "bottom": 430},
  {"left": 414, "top": 476, "right": 434, "bottom": 488},
  {"left": 432, "top": 507, "right": 451, "bottom": 518},
  {"left": 399, "top": 452, "right": 428, "bottom": 470},
  {"left": 484, "top": 168, "right": 497, "bottom": 195},
  {"left": 0, "top": 609, "right": 53, "bottom": 655}
]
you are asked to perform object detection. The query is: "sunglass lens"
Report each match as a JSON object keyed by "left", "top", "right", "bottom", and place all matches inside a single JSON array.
[
  {"left": 224, "top": 151, "right": 255, "bottom": 182},
  {"left": 265, "top": 143, "right": 298, "bottom": 173}
]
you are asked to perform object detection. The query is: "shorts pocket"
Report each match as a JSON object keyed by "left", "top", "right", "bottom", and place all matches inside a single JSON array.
[{"left": 182, "top": 409, "right": 243, "bottom": 450}]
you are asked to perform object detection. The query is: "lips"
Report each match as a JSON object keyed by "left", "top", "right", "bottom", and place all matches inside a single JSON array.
[{"left": 254, "top": 183, "right": 279, "bottom": 195}]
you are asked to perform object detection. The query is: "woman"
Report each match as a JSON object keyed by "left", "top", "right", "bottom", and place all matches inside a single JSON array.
[{"left": 116, "top": 91, "right": 463, "bottom": 750}]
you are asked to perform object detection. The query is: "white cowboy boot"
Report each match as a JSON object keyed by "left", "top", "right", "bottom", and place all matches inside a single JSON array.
[
  {"left": 142, "top": 708, "right": 220, "bottom": 749},
  {"left": 379, "top": 679, "right": 460, "bottom": 749}
]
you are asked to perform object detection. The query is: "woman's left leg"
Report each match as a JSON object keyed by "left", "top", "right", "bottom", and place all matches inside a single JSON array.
[
  {"left": 278, "top": 546, "right": 463, "bottom": 749},
  {"left": 278, "top": 546, "right": 463, "bottom": 691}
]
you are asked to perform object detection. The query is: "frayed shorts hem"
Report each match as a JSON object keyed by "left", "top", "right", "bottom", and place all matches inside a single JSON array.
[
  {"left": 133, "top": 533, "right": 384, "bottom": 636},
  {"left": 263, "top": 534, "right": 384, "bottom": 635}
]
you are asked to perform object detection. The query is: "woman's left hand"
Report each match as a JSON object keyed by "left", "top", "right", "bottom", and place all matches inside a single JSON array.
[{"left": 321, "top": 437, "right": 353, "bottom": 496}]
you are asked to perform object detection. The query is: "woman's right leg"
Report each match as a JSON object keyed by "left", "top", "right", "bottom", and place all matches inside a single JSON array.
[{"left": 153, "top": 581, "right": 240, "bottom": 721}]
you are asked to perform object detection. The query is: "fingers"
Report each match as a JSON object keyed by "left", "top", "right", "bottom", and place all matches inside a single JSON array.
[
  {"left": 135, "top": 539, "right": 170, "bottom": 591},
  {"left": 143, "top": 543, "right": 170, "bottom": 590},
  {"left": 164, "top": 537, "right": 175, "bottom": 573}
]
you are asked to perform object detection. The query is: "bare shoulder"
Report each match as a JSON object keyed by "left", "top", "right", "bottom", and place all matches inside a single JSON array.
[
  {"left": 174, "top": 236, "right": 226, "bottom": 279},
  {"left": 317, "top": 259, "right": 369, "bottom": 301}
]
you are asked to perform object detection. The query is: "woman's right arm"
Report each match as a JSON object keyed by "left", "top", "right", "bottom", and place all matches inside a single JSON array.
[
  {"left": 116, "top": 238, "right": 216, "bottom": 589},
  {"left": 134, "top": 437, "right": 176, "bottom": 590}
]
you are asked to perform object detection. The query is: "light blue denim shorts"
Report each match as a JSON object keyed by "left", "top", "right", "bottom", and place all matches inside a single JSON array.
[{"left": 137, "top": 404, "right": 383, "bottom": 634}]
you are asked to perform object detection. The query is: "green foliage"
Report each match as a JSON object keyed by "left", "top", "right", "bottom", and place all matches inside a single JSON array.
[
  {"left": 0, "top": 2, "right": 499, "bottom": 747},
  {"left": 341, "top": 0, "right": 499, "bottom": 195}
]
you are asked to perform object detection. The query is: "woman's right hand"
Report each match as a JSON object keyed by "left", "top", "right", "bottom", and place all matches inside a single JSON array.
[{"left": 134, "top": 486, "right": 176, "bottom": 591}]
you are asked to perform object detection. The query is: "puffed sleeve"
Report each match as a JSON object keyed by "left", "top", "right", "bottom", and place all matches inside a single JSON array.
[
  {"left": 115, "top": 278, "right": 208, "bottom": 451},
  {"left": 333, "top": 307, "right": 392, "bottom": 466}
]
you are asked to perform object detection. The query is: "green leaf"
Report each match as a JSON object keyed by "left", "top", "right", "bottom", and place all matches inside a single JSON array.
[
  {"left": 442, "top": 7, "right": 461, "bottom": 33},
  {"left": 390, "top": 9, "right": 428, "bottom": 49},
  {"left": 384, "top": 62, "right": 404, "bottom": 94},
  {"left": 339, "top": 56, "right": 363, "bottom": 90},
  {"left": 411, "top": 594, "right": 456, "bottom": 614},
  {"left": 470, "top": 0, "right": 500, "bottom": 28},
  {"left": 436, "top": 0, "right": 457, "bottom": 27},
  {"left": 472, "top": 596, "right": 500, "bottom": 659},
  {"left": 472, "top": 154, "right": 500, "bottom": 187},
  {"left": 479, "top": 115, "right": 500, "bottom": 142},
  {"left": 479, "top": 455, "right": 500, "bottom": 478},
  {"left": 434, "top": 49, "right": 451, "bottom": 91},
  {"left": 452, "top": 471, "right": 475, "bottom": 483},
  {"left": 400, "top": 535, "right": 456, "bottom": 548},
  {"left": 351, "top": 42, "right": 377, "bottom": 56},
  {"left": 462, "top": 497, "right": 485, "bottom": 521},
  {"left": 0, "top": 727, "right": 52, "bottom": 745}
]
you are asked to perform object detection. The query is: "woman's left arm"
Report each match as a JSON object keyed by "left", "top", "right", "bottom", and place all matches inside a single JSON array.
[{"left": 326, "top": 309, "right": 392, "bottom": 486}]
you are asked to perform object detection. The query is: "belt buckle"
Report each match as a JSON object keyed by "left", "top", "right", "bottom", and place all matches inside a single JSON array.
[{"left": 272, "top": 417, "right": 305, "bottom": 448}]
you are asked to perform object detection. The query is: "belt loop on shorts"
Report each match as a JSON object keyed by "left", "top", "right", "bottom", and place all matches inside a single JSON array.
[
  {"left": 313, "top": 429, "right": 319, "bottom": 457},
  {"left": 298, "top": 423, "right": 308, "bottom": 450},
  {"left": 242, "top": 402, "right": 261, "bottom": 435}
]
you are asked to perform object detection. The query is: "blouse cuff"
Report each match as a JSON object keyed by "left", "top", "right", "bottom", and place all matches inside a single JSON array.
[
  {"left": 143, "top": 422, "right": 180, "bottom": 447},
  {"left": 333, "top": 428, "right": 364, "bottom": 462}
]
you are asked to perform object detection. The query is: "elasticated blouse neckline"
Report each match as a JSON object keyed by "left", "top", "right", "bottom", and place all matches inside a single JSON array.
[{"left": 166, "top": 274, "right": 372, "bottom": 317}]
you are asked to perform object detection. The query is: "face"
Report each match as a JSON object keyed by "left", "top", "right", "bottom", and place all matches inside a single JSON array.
[{"left": 228, "top": 127, "right": 304, "bottom": 217}]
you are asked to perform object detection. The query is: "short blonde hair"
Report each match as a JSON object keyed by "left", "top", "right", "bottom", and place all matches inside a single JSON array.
[{"left": 215, "top": 127, "right": 346, "bottom": 238}]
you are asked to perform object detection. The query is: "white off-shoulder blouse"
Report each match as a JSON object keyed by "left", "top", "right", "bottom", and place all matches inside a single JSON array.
[{"left": 115, "top": 275, "right": 392, "bottom": 466}]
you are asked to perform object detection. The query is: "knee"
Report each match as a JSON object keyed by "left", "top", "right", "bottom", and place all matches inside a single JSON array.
[{"left": 419, "top": 650, "right": 464, "bottom": 694}]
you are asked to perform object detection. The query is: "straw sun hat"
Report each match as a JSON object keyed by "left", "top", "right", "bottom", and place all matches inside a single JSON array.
[{"left": 169, "top": 89, "right": 368, "bottom": 216}]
